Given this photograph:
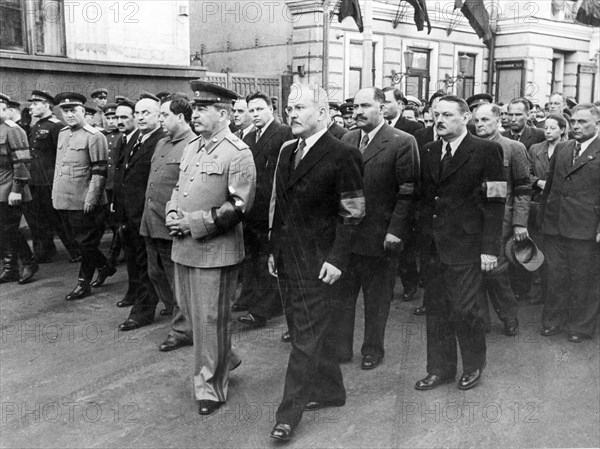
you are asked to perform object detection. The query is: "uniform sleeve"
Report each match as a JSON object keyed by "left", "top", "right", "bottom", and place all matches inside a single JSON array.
[
  {"left": 85, "top": 132, "right": 108, "bottom": 205},
  {"left": 326, "top": 147, "right": 365, "bottom": 271},
  {"left": 510, "top": 141, "right": 532, "bottom": 227},
  {"left": 481, "top": 142, "right": 507, "bottom": 257},
  {"left": 188, "top": 148, "right": 256, "bottom": 240},
  {"left": 387, "top": 134, "right": 419, "bottom": 240},
  {"left": 7, "top": 127, "right": 31, "bottom": 194}
]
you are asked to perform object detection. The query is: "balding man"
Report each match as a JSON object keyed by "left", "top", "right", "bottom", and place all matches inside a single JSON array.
[
  {"left": 269, "top": 84, "right": 364, "bottom": 441},
  {"left": 231, "top": 98, "right": 254, "bottom": 140},
  {"left": 474, "top": 103, "right": 532, "bottom": 336},
  {"left": 115, "top": 97, "right": 167, "bottom": 331}
]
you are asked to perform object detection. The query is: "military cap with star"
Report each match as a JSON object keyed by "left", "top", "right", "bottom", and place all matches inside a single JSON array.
[
  {"left": 405, "top": 95, "right": 422, "bottom": 107},
  {"left": 189, "top": 80, "right": 239, "bottom": 105},
  {"left": 156, "top": 91, "right": 171, "bottom": 102},
  {"left": 103, "top": 103, "right": 119, "bottom": 116},
  {"left": 466, "top": 93, "right": 493, "bottom": 110},
  {"left": 329, "top": 102, "right": 341, "bottom": 112},
  {"left": 54, "top": 92, "right": 87, "bottom": 108},
  {"left": 28, "top": 90, "right": 55, "bottom": 105},
  {"left": 344, "top": 97, "right": 355, "bottom": 105},
  {"left": 115, "top": 96, "right": 135, "bottom": 110},
  {"left": 0, "top": 93, "right": 10, "bottom": 104},
  {"left": 90, "top": 88, "right": 108, "bottom": 98},
  {"left": 7, "top": 100, "right": 21, "bottom": 109},
  {"left": 139, "top": 91, "right": 160, "bottom": 102}
]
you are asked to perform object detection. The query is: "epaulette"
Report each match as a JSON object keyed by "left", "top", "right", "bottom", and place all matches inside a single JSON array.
[
  {"left": 4, "top": 119, "right": 17, "bottom": 128},
  {"left": 49, "top": 117, "right": 61, "bottom": 124},
  {"left": 281, "top": 139, "right": 298, "bottom": 150},
  {"left": 83, "top": 124, "right": 100, "bottom": 134},
  {"left": 224, "top": 133, "right": 249, "bottom": 151},
  {"left": 189, "top": 134, "right": 202, "bottom": 144},
  {"left": 60, "top": 126, "right": 70, "bottom": 132}
]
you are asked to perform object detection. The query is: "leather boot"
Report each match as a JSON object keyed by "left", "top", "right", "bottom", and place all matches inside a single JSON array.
[
  {"left": 0, "top": 253, "right": 19, "bottom": 283},
  {"left": 18, "top": 244, "right": 39, "bottom": 285}
]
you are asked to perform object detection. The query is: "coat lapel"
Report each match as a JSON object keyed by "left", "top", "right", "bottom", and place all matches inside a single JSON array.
[
  {"left": 537, "top": 141, "right": 551, "bottom": 174},
  {"left": 122, "top": 129, "right": 140, "bottom": 167},
  {"left": 287, "top": 133, "right": 330, "bottom": 189},
  {"left": 426, "top": 140, "right": 442, "bottom": 183},
  {"left": 277, "top": 139, "right": 297, "bottom": 188},
  {"left": 254, "top": 122, "right": 277, "bottom": 157},
  {"left": 567, "top": 136, "right": 600, "bottom": 175},
  {"left": 439, "top": 134, "right": 475, "bottom": 183},
  {"left": 362, "top": 124, "right": 389, "bottom": 164}
]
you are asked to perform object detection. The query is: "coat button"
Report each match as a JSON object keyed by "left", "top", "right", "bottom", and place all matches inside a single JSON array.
[
  {"left": 433, "top": 215, "right": 438, "bottom": 219},
  {"left": 190, "top": 177, "right": 194, "bottom": 181},
  {"left": 184, "top": 193, "right": 188, "bottom": 197},
  {"left": 147, "top": 198, "right": 151, "bottom": 202},
  {"left": 434, "top": 196, "right": 440, "bottom": 201}
]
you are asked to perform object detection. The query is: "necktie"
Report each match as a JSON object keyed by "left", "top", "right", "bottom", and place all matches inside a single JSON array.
[
  {"left": 388, "top": 120, "right": 392, "bottom": 125},
  {"left": 126, "top": 135, "right": 142, "bottom": 170},
  {"left": 359, "top": 134, "right": 370, "bottom": 153},
  {"left": 572, "top": 142, "right": 582, "bottom": 166},
  {"left": 255, "top": 128, "right": 261, "bottom": 143},
  {"left": 512, "top": 133, "right": 520, "bottom": 142},
  {"left": 440, "top": 142, "right": 452, "bottom": 178},
  {"left": 293, "top": 139, "right": 306, "bottom": 169}
]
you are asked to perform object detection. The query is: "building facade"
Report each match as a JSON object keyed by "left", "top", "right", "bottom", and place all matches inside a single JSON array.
[
  {"left": 1, "top": 0, "right": 206, "bottom": 102},
  {"left": 190, "top": 0, "right": 599, "bottom": 106}
]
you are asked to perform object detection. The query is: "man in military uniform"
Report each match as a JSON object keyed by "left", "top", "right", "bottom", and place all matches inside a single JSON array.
[
  {"left": 91, "top": 102, "right": 121, "bottom": 287},
  {"left": 52, "top": 92, "right": 110, "bottom": 301},
  {"left": 166, "top": 81, "right": 256, "bottom": 415},
  {"left": 90, "top": 88, "right": 109, "bottom": 129},
  {"left": 24, "top": 90, "right": 80, "bottom": 263},
  {"left": 0, "top": 93, "right": 38, "bottom": 284}
]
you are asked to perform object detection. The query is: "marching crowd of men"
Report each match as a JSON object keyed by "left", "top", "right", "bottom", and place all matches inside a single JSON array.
[{"left": 0, "top": 81, "right": 598, "bottom": 441}]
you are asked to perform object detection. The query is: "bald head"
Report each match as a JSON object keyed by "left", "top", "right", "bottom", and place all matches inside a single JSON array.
[
  {"left": 473, "top": 103, "right": 501, "bottom": 139},
  {"left": 135, "top": 98, "right": 160, "bottom": 134}
]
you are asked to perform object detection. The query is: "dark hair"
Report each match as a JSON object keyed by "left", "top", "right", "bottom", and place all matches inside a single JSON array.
[
  {"left": 382, "top": 86, "right": 405, "bottom": 103},
  {"left": 371, "top": 87, "right": 386, "bottom": 104},
  {"left": 246, "top": 91, "right": 271, "bottom": 107},
  {"left": 167, "top": 97, "right": 192, "bottom": 123},
  {"left": 510, "top": 98, "right": 530, "bottom": 113},
  {"left": 402, "top": 104, "right": 420, "bottom": 116},
  {"left": 438, "top": 95, "right": 470, "bottom": 114},
  {"left": 545, "top": 113, "right": 567, "bottom": 130}
]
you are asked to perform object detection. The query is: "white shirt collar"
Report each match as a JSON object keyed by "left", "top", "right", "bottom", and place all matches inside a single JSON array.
[
  {"left": 125, "top": 129, "right": 138, "bottom": 143},
  {"left": 580, "top": 133, "right": 598, "bottom": 153},
  {"left": 388, "top": 114, "right": 400, "bottom": 128},
  {"left": 441, "top": 128, "right": 468, "bottom": 159},
  {"left": 299, "top": 127, "right": 328, "bottom": 159},
  {"left": 241, "top": 124, "right": 255, "bottom": 139},
  {"left": 139, "top": 125, "right": 160, "bottom": 143},
  {"left": 258, "top": 118, "right": 274, "bottom": 134},
  {"left": 360, "top": 120, "right": 385, "bottom": 145}
]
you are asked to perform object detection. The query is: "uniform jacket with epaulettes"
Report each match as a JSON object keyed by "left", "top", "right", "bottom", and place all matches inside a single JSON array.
[{"left": 0, "top": 119, "right": 31, "bottom": 202}]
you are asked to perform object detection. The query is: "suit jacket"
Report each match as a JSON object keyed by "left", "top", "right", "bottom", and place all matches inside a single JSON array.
[
  {"left": 115, "top": 127, "right": 167, "bottom": 229},
  {"left": 328, "top": 122, "right": 348, "bottom": 140},
  {"left": 539, "top": 137, "right": 600, "bottom": 240},
  {"left": 342, "top": 124, "right": 419, "bottom": 256},
  {"left": 243, "top": 121, "right": 293, "bottom": 226},
  {"left": 167, "top": 128, "right": 256, "bottom": 268},
  {"left": 394, "top": 116, "right": 423, "bottom": 136},
  {"left": 271, "top": 131, "right": 365, "bottom": 277},
  {"left": 502, "top": 125, "right": 545, "bottom": 150},
  {"left": 414, "top": 126, "right": 435, "bottom": 152},
  {"left": 528, "top": 140, "right": 553, "bottom": 203},
  {"left": 419, "top": 132, "right": 506, "bottom": 265}
]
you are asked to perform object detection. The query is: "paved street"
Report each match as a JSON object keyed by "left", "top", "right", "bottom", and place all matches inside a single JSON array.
[{"left": 1, "top": 237, "right": 599, "bottom": 449}]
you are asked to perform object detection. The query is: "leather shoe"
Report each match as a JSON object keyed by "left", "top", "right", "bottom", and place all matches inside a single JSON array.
[
  {"left": 18, "top": 263, "right": 39, "bottom": 284},
  {"left": 159, "top": 309, "right": 172, "bottom": 317},
  {"left": 118, "top": 319, "right": 142, "bottom": 332},
  {"left": 402, "top": 286, "right": 418, "bottom": 301},
  {"left": 414, "top": 305, "right": 426, "bottom": 316},
  {"left": 568, "top": 333, "right": 585, "bottom": 343},
  {"left": 361, "top": 354, "right": 382, "bottom": 370},
  {"left": 415, "top": 374, "right": 454, "bottom": 391},
  {"left": 65, "top": 283, "right": 91, "bottom": 301},
  {"left": 231, "top": 304, "right": 249, "bottom": 312},
  {"left": 238, "top": 313, "right": 266, "bottom": 328},
  {"left": 503, "top": 318, "right": 519, "bottom": 336},
  {"left": 270, "top": 423, "right": 293, "bottom": 441},
  {"left": 305, "top": 400, "right": 344, "bottom": 411},
  {"left": 458, "top": 364, "right": 485, "bottom": 390},
  {"left": 116, "top": 297, "right": 135, "bottom": 308},
  {"left": 281, "top": 331, "right": 292, "bottom": 343},
  {"left": 91, "top": 266, "right": 117, "bottom": 288},
  {"left": 540, "top": 326, "right": 560, "bottom": 337},
  {"left": 198, "top": 400, "right": 223, "bottom": 415},
  {"left": 158, "top": 335, "right": 191, "bottom": 352}
]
